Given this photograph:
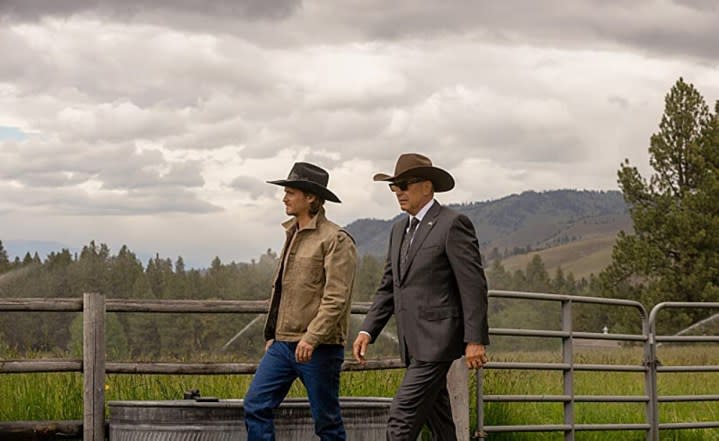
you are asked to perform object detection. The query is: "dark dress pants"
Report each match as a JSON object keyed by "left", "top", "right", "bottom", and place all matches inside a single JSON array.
[{"left": 387, "top": 359, "right": 456, "bottom": 441}]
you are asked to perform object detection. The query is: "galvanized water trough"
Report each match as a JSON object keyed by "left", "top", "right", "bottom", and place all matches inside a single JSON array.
[{"left": 109, "top": 397, "right": 392, "bottom": 440}]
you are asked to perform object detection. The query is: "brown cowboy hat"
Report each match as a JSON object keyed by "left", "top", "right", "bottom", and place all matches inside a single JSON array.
[
  {"left": 267, "top": 162, "right": 341, "bottom": 203},
  {"left": 373, "top": 153, "right": 455, "bottom": 192}
]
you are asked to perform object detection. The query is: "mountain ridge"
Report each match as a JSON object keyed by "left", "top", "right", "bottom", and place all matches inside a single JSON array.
[
  {"left": 345, "top": 189, "right": 630, "bottom": 275},
  {"left": 3, "top": 190, "right": 631, "bottom": 276}
]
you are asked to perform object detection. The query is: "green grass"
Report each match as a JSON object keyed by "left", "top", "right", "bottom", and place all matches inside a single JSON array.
[
  {"left": 478, "top": 347, "right": 719, "bottom": 440},
  {"left": 2, "top": 347, "right": 718, "bottom": 440},
  {"left": 0, "top": 369, "right": 405, "bottom": 420}
]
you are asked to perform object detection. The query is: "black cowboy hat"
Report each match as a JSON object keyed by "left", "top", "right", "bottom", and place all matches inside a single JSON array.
[
  {"left": 267, "top": 162, "right": 341, "bottom": 203},
  {"left": 373, "top": 153, "right": 455, "bottom": 192}
]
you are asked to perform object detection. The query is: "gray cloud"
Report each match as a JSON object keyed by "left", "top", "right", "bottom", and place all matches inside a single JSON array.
[
  {"left": 0, "top": 0, "right": 301, "bottom": 22},
  {"left": 0, "top": 140, "right": 183, "bottom": 189},
  {"left": 228, "top": 175, "right": 275, "bottom": 199},
  {"left": 0, "top": 183, "right": 221, "bottom": 215},
  {"left": 301, "top": 152, "right": 344, "bottom": 171},
  {"left": 608, "top": 96, "right": 630, "bottom": 109},
  {"left": 98, "top": 157, "right": 206, "bottom": 190},
  {"left": 3, "top": 1, "right": 711, "bottom": 169},
  {"left": 341, "top": 1, "right": 719, "bottom": 62},
  {"left": 2, "top": 170, "right": 93, "bottom": 188},
  {"left": 0, "top": 138, "right": 214, "bottom": 214},
  {"left": 674, "top": 0, "right": 717, "bottom": 12},
  {"left": 3, "top": 0, "right": 718, "bottom": 64}
]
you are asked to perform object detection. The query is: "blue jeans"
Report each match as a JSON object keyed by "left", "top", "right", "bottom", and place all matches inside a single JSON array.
[{"left": 244, "top": 341, "right": 346, "bottom": 441}]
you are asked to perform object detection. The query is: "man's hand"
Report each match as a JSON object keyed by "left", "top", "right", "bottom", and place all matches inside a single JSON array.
[
  {"left": 295, "top": 340, "right": 314, "bottom": 363},
  {"left": 352, "top": 333, "right": 371, "bottom": 365},
  {"left": 465, "top": 343, "right": 488, "bottom": 369},
  {"left": 264, "top": 339, "right": 274, "bottom": 352}
]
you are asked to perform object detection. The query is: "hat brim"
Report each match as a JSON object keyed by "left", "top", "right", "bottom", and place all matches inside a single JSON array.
[
  {"left": 267, "top": 179, "right": 342, "bottom": 203},
  {"left": 373, "top": 166, "right": 455, "bottom": 192}
]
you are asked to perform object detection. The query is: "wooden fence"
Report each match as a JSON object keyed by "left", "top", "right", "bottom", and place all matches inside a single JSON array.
[
  {"left": 5, "top": 292, "right": 717, "bottom": 441},
  {"left": 0, "top": 293, "right": 470, "bottom": 441}
]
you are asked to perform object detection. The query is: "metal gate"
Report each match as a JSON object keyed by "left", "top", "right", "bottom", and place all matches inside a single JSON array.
[{"left": 475, "top": 291, "right": 719, "bottom": 441}]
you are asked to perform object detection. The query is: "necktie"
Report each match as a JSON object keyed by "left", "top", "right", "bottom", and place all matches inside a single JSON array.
[{"left": 399, "top": 217, "right": 420, "bottom": 275}]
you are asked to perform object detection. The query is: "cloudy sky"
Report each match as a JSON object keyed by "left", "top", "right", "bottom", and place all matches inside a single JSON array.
[{"left": 1, "top": 0, "right": 718, "bottom": 267}]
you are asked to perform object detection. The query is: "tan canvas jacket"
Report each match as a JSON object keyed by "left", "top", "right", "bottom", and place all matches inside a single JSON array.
[{"left": 264, "top": 208, "right": 357, "bottom": 347}]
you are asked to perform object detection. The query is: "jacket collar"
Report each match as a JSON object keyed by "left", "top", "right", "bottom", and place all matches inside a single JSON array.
[
  {"left": 282, "top": 207, "right": 325, "bottom": 233},
  {"left": 399, "top": 200, "right": 441, "bottom": 281}
]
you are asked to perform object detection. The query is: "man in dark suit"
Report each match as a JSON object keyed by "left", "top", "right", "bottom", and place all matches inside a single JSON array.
[{"left": 352, "top": 153, "right": 489, "bottom": 441}]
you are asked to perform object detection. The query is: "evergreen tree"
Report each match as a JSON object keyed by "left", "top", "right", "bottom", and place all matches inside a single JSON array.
[
  {"left": 525, "top": 255, "right": 551, "bottom": 292},
  {"left": 553, "top": 267, "right": 567, "bottom": 294},
  {"left": 601, "top": 78, "right": 719, "bottom": 330},
  {"left": 565, "top": 273, "right": 578, "bottom": 295},
  {"left": 175, "top": 256, "right": 186, "bottom": 275},
  {"left": 487, "top": 247, "right": 501, "bottom": 263},
  {"left": 146, "top": 254, "right": 174, "bottom": 298},
  {"left": 486, "top": 259, "right": 511, "bottom": 290},
  {"left": 0, "top": 240, "right": 10, "bottom": 273},
  {"left": 108, "top": 245, "right": 144, "bottom": 298},
  {"left": 71, "top": 241, "right": 112, "bottom": 295},
  {"left": 45, "top": 249, "right": 74, "bottom": 298},
  {"left": 354, "top": 254, "right": 384, "bottom": 302}
]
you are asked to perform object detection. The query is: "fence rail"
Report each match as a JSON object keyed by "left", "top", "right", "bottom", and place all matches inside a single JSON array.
[
  {"left": 644, "top": 301, "right": 719, "bottom": 437},
  {"left": 1, "top": 291, "right": 718, "bottom": 441},
  {"left": 477, "top": 291, "right": 650, "bottom": 440}
]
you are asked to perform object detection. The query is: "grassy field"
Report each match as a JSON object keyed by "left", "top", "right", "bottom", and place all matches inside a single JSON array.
[
  {"left": 501, "top": 233, "right": 618, "bottom": 279},
  {"left": 481, "top": 347, "right": 719, "bottom": 440},
  {"left": 1, "top": 346, "right": 718, "bottom": 440}
]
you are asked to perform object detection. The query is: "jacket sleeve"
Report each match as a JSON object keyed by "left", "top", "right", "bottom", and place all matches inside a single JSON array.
[
  {"left": 446, "top": 214, "right": 490, "bottom": 345},
  {"left": 360, "top": 230, "right": 396, "bottom": 343},
  {"left": 302, "top": 231, "right": 357, "bottom": 347}
]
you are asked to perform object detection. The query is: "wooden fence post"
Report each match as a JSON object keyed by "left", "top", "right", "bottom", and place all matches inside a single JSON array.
[
  {"left": 447, "top": 356, "right": 470, "bottom": 441},
  {"left": 83, "top": 293, "right": 105, "bottom": 441}
]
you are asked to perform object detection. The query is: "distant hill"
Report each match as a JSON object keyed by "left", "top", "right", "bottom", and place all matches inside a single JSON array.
[
  {"left": 500, "top": 228, "right": 622, "bottom": 279},
  {"left": 345, "top": 189, "right": 631, "bottom": 277}
]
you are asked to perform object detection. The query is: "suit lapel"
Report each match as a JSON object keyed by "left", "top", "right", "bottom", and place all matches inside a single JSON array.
[
  {"left": 391, "top": 218, "right": 407, "bottom": 286},
  {"left": 400, "top": 202, "right": 441, "bottom": 282}
]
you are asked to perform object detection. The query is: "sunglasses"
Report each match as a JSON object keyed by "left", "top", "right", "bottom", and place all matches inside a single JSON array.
[{"left": 389, "top": 177, "right": 426, "bottom": 192}]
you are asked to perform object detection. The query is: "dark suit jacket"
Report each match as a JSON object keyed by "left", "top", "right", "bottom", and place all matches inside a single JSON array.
[{"left": 361, "top": 201, "right": 489, "bottom": 364}]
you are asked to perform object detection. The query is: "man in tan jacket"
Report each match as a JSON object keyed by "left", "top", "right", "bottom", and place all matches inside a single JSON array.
[{"left": 244, "top": 162, "right": 357, "bottom": 441}]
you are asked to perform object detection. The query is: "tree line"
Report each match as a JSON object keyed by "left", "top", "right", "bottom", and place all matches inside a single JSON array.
[{"left": 0, "top": 238, "right": 601, "bottom": 357}]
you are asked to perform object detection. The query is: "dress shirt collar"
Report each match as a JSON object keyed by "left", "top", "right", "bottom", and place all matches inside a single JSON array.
[{"left": 408, "top": 198, "right": 435, "bottom": 226}]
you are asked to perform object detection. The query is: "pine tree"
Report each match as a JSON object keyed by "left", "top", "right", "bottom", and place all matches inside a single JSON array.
[
  {"left": 0, "top": 240, "right": 10, "bottom": 273},
  {"left": 553, "top": 267, "right": 567, "bottom": 293},
  {"left": 175, "top": 256, "right": 186, "bottom": 275},
  {"left": 601, "top": 78, "right": 719, "bottom": 330},
  {"left": 108, "top": 245, "right": 144, "bottom": 298},
  {"left": 525, "top": 254, "right": 551, "bottom": 292},
  {"left": 486, "top": 259, "right": 511, "bottom": 290},
  {"left": 354, "top": 254, "right": 384, "bottom": 302}
]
